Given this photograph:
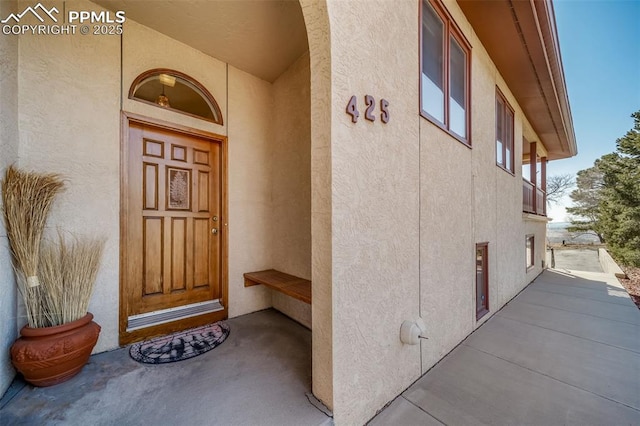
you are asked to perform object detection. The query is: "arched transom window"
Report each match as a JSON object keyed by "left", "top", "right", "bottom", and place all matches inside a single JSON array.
[{"left": 129, "top": 69, "right": 223, "bottom": 125}]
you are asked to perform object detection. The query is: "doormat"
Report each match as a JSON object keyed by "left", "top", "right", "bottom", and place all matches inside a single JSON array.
[{"left": 129, "top": 322, "right": 230, "bottom": 364}]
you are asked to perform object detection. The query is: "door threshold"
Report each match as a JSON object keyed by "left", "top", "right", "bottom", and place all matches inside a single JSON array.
[{"left": 127, "top": 300, "right": 224, "bottom": 332}]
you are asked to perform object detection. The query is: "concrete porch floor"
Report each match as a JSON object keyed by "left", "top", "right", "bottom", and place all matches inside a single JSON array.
[
  {"left": 371, "top": 269, "right": 640, "bottom": 425},
  {"left": 3, "top": 269, "right": 639, "bottom": 426},
  {"left": 0, "top": 309, "right": 332, "bottom": 426}
]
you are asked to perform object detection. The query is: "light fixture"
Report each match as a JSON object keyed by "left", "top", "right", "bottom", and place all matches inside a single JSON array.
[
  {"left": 156, "top": 85, "right": 170, "bottom": 108},
  {"left": 156, "top": 74, "right": 175, "bottom": 108}
]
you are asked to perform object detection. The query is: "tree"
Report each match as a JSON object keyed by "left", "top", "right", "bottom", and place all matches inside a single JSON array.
[
  {"left": 567, "top": 110, "right": 640, "bottom": 266},
  {"left": 567, "top": 166, "right": 605, "bottom": 242},
  {"left": 546, "top": 173, "right": 574, "bottom": 204},
  {"left": 597, "top": 112, "right": 640, "bottom": 266}
]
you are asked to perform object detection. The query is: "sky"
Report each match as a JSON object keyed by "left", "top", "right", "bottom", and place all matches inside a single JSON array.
[{"left": 545, "top": 0, "right": 640, "bottom": 222}]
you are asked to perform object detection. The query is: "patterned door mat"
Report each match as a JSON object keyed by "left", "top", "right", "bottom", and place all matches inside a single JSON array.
[{"left": 129, "top": 322, "right": 230, "bottom": 364}]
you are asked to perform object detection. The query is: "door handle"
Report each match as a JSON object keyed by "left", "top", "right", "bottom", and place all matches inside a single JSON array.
[{"left": 211, "top": 228, "right": 218, "bottom": 235}]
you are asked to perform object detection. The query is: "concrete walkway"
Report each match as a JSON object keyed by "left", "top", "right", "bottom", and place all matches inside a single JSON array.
[
  {"left": 551, "top": 248, "right": 603, "bottom": 272},
  {"left": 371, "top": 269, "right": 640, "bottom": 425},
  {"left": 0, "top": 309, "right": 331, "bottom": 426}
]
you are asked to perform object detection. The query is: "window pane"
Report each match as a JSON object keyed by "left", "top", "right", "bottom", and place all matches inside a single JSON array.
[
  {"left": 496, "top": 97, "right": 504, "bottom": 166},
  {"left": 132, "top": 72, "right": 220, "bottom": 122},
  {"left": 522, "top": 164, "right": 531, "bottom": 182},
  {"left": 476, "top": 245, "right": 488, "bottom": 317},
  {"left": 476, "top": 249, "right": 484, "bottom": 312},
  {"left": 506, "top": 109, "right": 514, "bottom": 171},
  {"left": 526, "top": 236, "right": 534, "bottom": 268},
  {"left": 449, "top": 37, "right": 466, "bottom": 137},
  {"left": 422, "top": 1, "right": 444, "bottom": 122}
]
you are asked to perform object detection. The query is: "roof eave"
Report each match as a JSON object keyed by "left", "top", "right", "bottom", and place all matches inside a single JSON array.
[{"left": 458, "top": 0, "right": 577, "bottom": 161}]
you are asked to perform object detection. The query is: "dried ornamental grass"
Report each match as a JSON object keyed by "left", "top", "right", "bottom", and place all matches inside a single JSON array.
[
  {"left": 1, "top": 166, "right": 64, "bottom": 328},
  {"left": 39, "top": 235, "right": 105, "bottom": 326},
  {"left": 38, "top": 240, "right": 64, "bottom": 327}
]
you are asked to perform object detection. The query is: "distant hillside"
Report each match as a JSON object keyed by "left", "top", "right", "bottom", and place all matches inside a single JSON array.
[
  {"left": 547, "top": 222, "right": 600, "bottom": 244},
  {"left": 548, "top": 221, "right": 570, "bottom": 229}
]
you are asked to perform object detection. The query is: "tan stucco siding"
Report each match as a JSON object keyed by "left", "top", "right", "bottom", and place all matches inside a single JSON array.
[
  {"left": 226, "top": 65, "right": 276, "bottom": 316},
  {"left": 419, "top": 0, "right": 549, "bottom": 389},
  {"left": 326, "top": 0, "right": 550, "bottom": 423},
  {"left": 17, "top": 0, "right": 121, "bottom": 353},
  {"left": 419, "top": 121, "right": 475, "bottom": 369},
  {"left": 299, "top": 0, "right": 334, "bottom": 409},
  {"left": 271, "top": 52, "right": 312, "bottom": 328},
  {"left": 0, "top": 0, "right": 19, "bottom": 397},
  {"left": 327, "top": 0, "right": 422, "bottom": 423}
]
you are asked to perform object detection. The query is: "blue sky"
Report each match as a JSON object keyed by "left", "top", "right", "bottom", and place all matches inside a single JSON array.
[{"left": 546, "top": 0, "right": 640, "bottom": 222}]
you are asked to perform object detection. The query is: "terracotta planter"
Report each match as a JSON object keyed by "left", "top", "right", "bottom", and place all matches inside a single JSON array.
[{"left": 10, "top": 313, "right": 101, "bottom": 387}]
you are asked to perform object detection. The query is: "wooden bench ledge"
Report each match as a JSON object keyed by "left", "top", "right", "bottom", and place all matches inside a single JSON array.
[{"left": 244, "top": 269, "right": 311, "bottom": 305}]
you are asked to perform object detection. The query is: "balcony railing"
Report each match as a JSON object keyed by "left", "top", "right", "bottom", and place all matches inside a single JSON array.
[
  {"left": 523, "top": 179, "right": 546, "bottom": 216},
  {"left": 536, "top": 187, "right": 546, "bottom": 216},
  {"left": 523, "top": 179, "right": 534, "bottom": 213}
]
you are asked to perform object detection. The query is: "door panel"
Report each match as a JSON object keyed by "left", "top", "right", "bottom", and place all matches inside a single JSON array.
[{"left": 122, "top": 119, "right": 226, "bottom": 342}]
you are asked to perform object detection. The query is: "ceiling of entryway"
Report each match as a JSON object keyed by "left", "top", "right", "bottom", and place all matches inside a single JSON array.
[{"left": 94, "top": 0, "right": 309, "bottom": 82}]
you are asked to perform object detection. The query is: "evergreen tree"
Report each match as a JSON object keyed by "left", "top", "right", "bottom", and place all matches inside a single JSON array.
[
  {"left": 568, "top": 111, "right": 640, "bottom": 266},
  {"left": 567, "top": 165, "right": 605, "bottom": 242},
  {"left": 598, "top": 112, "right": 640, "bottom": 266}
]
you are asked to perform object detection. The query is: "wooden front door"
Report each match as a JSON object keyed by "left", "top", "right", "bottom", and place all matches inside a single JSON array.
[{"left": 121, "top": 116, "right": 227, "bottom": 344}]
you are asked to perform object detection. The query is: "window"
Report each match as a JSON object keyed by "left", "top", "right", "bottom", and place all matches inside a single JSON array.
[
  {"left": 129, "top": 69, "right": 223, "bottom": 124},
  {"left": 476, "top": 243, "right": 489, "bottom": 320},
  {"left": 496, "top": 89, "right": 514, "bottom": 173},
  {"left": 421, "top": 0, "right": 471, "bottom": 144},
  {"left": 526, "top": 235, "right": 535, "bottom": 270}
]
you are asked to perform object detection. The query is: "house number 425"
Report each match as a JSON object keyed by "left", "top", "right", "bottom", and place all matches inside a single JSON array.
[{"left": 346, "top": 95, "right": 390, "bottom": 124}]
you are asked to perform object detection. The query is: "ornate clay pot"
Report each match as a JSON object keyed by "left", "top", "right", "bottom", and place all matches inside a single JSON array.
[{"left": 10, "top": 313, "right": 101, "bottom": 387}]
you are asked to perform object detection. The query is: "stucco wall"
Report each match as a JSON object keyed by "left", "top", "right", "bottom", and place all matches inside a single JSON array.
[
  {"left": 226, "top": 65, "right": 274, "bottom": 316},
  {"left": 17, "top": 0, "right": 121, "bottom": 353},
  {"left": 420, "top": 120, "right": 475, "bottom": 369},
  {"left": 325, "top": 0, "right": 551, "bottom": 423},
  {"left": 0, "top": 0, "right": 19, "bottom": 397},
  {"left": 418, "top": 0, "right": 549, "bottom": 374},
  {"left": 299, "top": 0, "right": 334, "bottom": 409},
  {"left": 271, "top": 52, "right": 312, "bottom": 328},
  {"left": 327, "top": 0, "right": 421, "bottom": 423}
]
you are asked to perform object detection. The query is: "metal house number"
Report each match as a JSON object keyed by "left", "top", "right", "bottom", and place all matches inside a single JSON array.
[{"left": 346, "top": 95, "right": 390, "bottom": 124}]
